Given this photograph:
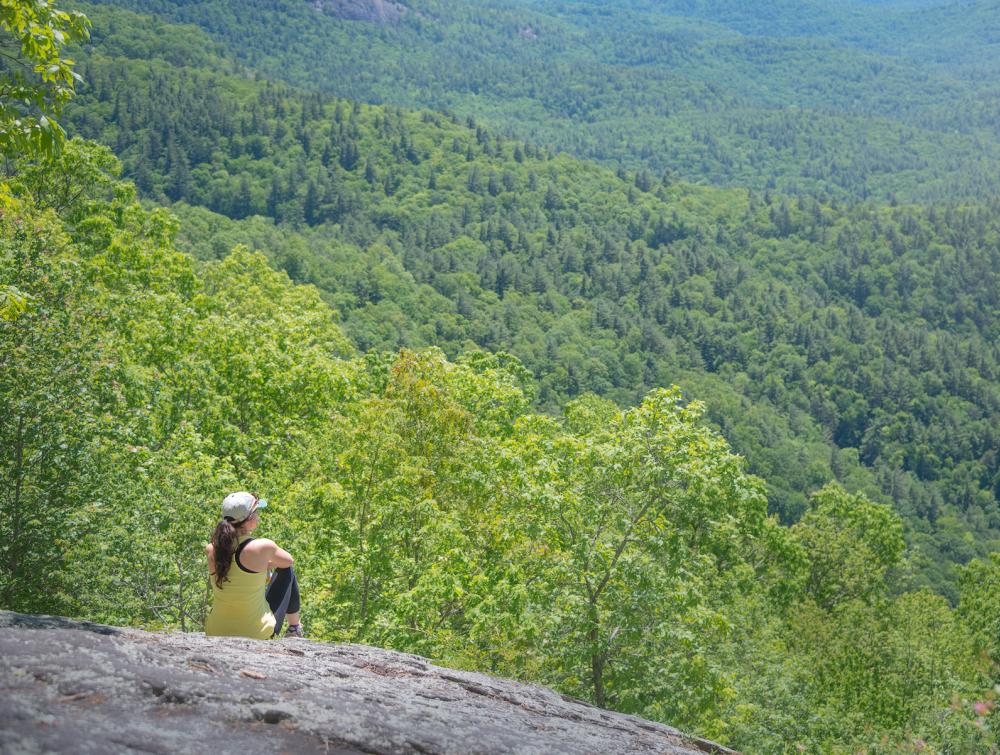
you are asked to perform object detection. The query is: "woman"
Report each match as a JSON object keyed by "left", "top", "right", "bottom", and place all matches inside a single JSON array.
[{"left": 204, "top": 491, "right": 303, "bottom": 639}]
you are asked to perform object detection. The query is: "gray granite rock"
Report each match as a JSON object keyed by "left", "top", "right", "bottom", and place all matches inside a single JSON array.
[{"left": 0, "top": 611, "right": 735, "bottom": 754}]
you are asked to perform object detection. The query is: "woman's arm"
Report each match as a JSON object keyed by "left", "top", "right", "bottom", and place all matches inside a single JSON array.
[{"left": 259, "top": 538, "right": 294, "bottom": 568}]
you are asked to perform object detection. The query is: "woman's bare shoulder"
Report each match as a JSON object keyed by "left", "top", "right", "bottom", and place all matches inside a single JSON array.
[{"left": 246, "top": 537, "right": 278, "bottom": 552}]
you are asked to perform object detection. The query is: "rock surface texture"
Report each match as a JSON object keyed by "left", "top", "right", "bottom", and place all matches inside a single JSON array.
[{"left": 0, "top": 611, "right": 734, "bottom": 754}]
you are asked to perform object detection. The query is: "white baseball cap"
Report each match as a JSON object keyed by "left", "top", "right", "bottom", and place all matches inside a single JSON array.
[{"left": 221, "top": 491, "right": 267, "bottom": 522}]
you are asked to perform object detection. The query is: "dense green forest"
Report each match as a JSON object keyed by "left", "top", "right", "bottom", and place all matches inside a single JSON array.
[
  {"left": 59, "top": 4, "right": 1000, "bottom": 600},
  {"left": 5, "top": 139, "right": 998, "bottom": 749},
  {"left": 78, "top": 0, "right": 1000, "bottom": 201},
  {"left": 4, "top": 1, "right": 1000, "bottom": 751}
]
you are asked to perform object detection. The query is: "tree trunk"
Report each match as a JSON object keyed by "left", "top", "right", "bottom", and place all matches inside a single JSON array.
[
  {"left": 588, "top": 608, "right": 605, "bottom": 708},
  {"left": 3, "top": 414, "right": 27, "bottom": 604}
]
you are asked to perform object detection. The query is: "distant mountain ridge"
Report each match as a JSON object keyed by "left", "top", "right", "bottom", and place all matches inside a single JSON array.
[
  {"left": 606, "top": 0, "right": 1000, "bottom": 66},
  {"left": 79, "top": 0, "right": 1000, "bottom": 202}
]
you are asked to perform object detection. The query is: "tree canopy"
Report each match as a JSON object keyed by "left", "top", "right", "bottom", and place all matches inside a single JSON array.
[{"left": 0, "top": 0, "right": 89, "bottom": 155}]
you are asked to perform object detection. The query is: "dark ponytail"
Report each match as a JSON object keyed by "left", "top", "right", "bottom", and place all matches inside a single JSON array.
[{"left": 211, "top": 518, "right": 239, "bottom": 588}]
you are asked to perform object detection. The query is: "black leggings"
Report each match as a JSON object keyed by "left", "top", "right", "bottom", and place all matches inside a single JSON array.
[{"left": 265, "top": 567, "right": 300, "bottom": 637}]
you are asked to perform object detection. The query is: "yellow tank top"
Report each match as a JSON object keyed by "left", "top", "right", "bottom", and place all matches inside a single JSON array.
[{"left": 204, "top": 535, "right": 276, "bottom": 640}]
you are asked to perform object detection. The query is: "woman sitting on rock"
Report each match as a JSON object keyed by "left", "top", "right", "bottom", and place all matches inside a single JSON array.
[{"left": 204, "top": 491, "right": 303, "bottom": 639}]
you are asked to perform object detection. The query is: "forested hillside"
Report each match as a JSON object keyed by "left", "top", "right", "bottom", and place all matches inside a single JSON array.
[
  {"left": 64, "top": 5, "right": 1000, "bottom": 598},
  {"left": 4, "top": 134, "right": 999, "bottom": 752},
  {"left": 620, "top": 0, "right": 1000, "bottom": 67},
  {"left": 79, "top": 0, "right": 1000, "bottom": 201},
  {"left": 4, "top": 1, "right": 1000, "bottom": 751}
]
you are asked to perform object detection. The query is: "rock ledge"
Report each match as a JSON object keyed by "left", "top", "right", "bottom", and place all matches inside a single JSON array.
[{"left": 0, "top": 611, "right": 733, "bottom": 754}]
